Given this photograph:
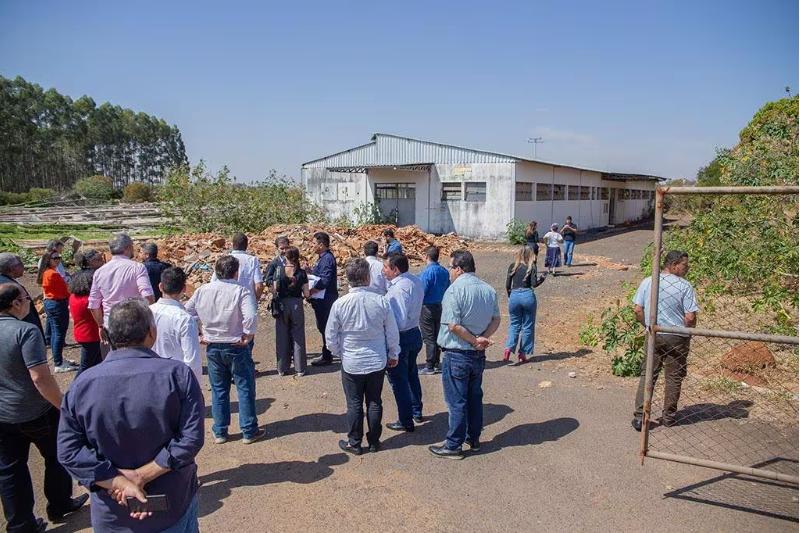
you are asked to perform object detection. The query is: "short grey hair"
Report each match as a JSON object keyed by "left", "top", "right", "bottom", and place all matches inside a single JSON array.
[
  {"left": 345, "top": 258, "right": 370, "bottom": 288},
  {"left": 0, "top": 253, "right": 22, "bottom": 275},
  {"left": 142, "top": 243, "right": 158, "bottom": 258},
  {"left": 108, "top": 299, "right": 155, "bottom": 348},
  {"left": 109, "top": 234, "right": 134, "bottom": 255}
]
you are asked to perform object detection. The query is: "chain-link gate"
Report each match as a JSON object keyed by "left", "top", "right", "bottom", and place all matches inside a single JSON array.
[{"left": 640, "top": 185, "right": 799, "bottom": 486}]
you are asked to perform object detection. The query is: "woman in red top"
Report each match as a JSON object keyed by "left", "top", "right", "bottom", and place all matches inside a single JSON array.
[
  {"left": 37, "top": 251, "right": 76, "bottom": 373},
  {"left": 68, "top": 269, "right": 102, "bottom": 375}
]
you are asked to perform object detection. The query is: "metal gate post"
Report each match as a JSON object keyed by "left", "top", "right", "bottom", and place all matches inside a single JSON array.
[{"left": 640, "top": 188, "right": 665, "bottom": 463}]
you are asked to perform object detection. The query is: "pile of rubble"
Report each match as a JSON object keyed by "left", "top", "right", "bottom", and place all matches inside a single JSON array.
[{"left": 156, "top": 224, "right": 468, "bottom": 288}]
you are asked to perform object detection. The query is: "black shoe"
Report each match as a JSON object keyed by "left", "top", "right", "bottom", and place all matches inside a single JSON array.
[
  {"left": 34, "top": 518, "right": 47, "bottom": 533},
  {"left": 418, "top": 367, "right": 436, "bottom": 376},
  {"left": 368, "top": 442, "right": 381, "bottom": 453},
  {"left": 466, "top": 439, "right": 481, "bottom": 452},
  {"left": 428, "top": 444, "right": 464, "bottom": 460},
  {"left": 631, "top": 418, "right": 642, "bottom": 432},
  {"left": 311, "top": 357, "right": 332, "bottom": 367},
  {"left": 47, "top": 494, "right": 89, "bottom": 521},
  {"left": 338, "top": 439, "right": 362, "bottom": 456},
  {"left": 386, "top": 421, "right": 414, "bottom": 432},
  {"left": 413, "top": 415, "right": 424, "bottom": 424},
  {"left": 660, "top": 417, "right": 676, "bottom": 427}
]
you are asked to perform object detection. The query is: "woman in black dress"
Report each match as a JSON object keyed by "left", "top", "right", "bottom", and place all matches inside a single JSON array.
[{"left": 273, "top": 246, "right": 311, "bottom": 376}]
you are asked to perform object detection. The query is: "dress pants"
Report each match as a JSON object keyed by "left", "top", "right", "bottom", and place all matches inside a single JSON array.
[
  {"left": 341, "top": 369, "right": 385, "bottom": 446},
  {"left": 0, "top": 407, "right": 73, "bottom": 533},
  {"left": 420, "top": 304, "right": 442, "bottom": 370}
]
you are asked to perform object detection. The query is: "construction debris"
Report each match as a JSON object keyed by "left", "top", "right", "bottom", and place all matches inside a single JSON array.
[{"left": 156, "top": 224, "right": 468, "bottom": 289}]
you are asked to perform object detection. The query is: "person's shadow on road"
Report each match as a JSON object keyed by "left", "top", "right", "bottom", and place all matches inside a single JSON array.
[
  {"left": 480, "top": 417, "right": 580, "bottom": 454},
  {"left": 381, "top": 403, "right": 514, "bottom": 451},
  {"left": 198, "top": 453, "right": 350, "bottom": 516}
]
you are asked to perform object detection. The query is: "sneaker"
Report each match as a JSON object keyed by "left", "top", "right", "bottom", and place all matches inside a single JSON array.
[
  {"left": 66, "top": 359, "right": 80, "bottom": 367},
  {"left": 214, "top": 435, "right": 228, "bottom": 444},
  {"left": 418, "top": 367, "right": 436, "bottom": 376},
  {"left": 428, "top": 444, "right": 464, "bottom": 460},
  {"left": 242, "top": 428, "right": 266, "bottom": 444},
  {"left": 54, "top": 365, "right": 77, "bottom": 373},
  {"left": 296, "top": 372, "right": 306, "bottom": 377},
  {"left": 465, "top": 439, "right": 481, "bottom": 452},
  {"left": 413, "top": 415, "right": 424, "bottom": 424},
  {"left": 338, "top": 439, "right": 363, "bottom": 456}
]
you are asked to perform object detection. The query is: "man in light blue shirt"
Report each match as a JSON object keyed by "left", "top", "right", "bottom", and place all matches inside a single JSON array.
[
  {"left": 383, "top": 253, "right": 425, "bottom": 432},
  {"left": 383, "top": 228, "right": 403, "bottom": 256},
  {"left": 326, "top": 259, "right": 399, "bottom": 455},
  {"left": 430, "top": 250, "right": 500, "bottom": 460},
  {"left": 631, "top": 250, "right": 699, "bottom": 431}
]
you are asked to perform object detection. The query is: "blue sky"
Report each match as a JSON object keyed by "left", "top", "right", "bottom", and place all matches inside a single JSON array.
[{"left": 1, "top": 0, "right": 797, "bottom": 181}]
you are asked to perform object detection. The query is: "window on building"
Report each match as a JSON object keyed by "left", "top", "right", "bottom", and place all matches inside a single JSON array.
[
  {"left": 553, "top": 184, "right": 565, "bottom": 200},
  {"left": 600, "top": 187, "right": 609, "bottom": 200},
  {"left": 603, "top": 202, "right": 608, "bottom": 214},
  {"left": 622, "top": 189, "right": 631, "bottom": 200},
  {"left": 580, "top": 186, "right": 591, "bottom": 200},
  {"left": 465, "top": 182, "right": 486, "bottom": 202},
  {"left": 536, "top": 183, "right": 552, "bottom": 201},
  {"left": 376, "top": 183, "right": 416, "bottom": 200},
  {"left": 441, "top": 182, "right": 462, "bottom": 201},
  {"left": 591, "top": 187, "right": 596, "bottom": 200},
  {"left": 515, "top": 182, "right": 533, "bottom": 201},
  {"left": 568, "top": 185, "right": 580, "bottom": 200}
]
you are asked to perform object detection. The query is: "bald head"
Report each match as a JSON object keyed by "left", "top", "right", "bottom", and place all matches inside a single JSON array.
[{"left": 0, "top": 253, "right": 23, "bottom": 278}]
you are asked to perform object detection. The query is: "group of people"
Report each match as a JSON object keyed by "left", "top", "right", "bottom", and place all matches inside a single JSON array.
[
  {"left": 0, "top": 216, "right": 701, "bottom": 532},
  {"left": 524, "top": 216, "right": 578, "bottom": 275}
]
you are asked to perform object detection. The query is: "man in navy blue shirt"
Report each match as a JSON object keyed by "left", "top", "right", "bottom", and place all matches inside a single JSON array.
[
  {"left": 58, "top": 299, "right": 204, "bottom": 532},
  {"left": 382, "top": 228, "right": 403, "bottom": 256},
  {"left": 141, "top": 243, "right": 171, "bottom": 301},
  {"left": 418, "top": 246, "right": 450, "bottom": 375},
  {"left": 309, "top": 232, "right": 339, "bottom": 366}
]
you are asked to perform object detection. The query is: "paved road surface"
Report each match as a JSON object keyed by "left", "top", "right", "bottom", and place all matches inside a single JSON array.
[{"left": 11, "top": 226, "right": 798, "bottom": 532}]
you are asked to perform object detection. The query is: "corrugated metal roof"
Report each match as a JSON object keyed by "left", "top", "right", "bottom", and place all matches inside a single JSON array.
[{"left": 302, "top": 133, "right": 663, "bottom": 181}]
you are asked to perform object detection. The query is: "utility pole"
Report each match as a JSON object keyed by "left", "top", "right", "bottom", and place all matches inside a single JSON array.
[{"left": 527, "top": 137, "right": 544, "bottom": 159}]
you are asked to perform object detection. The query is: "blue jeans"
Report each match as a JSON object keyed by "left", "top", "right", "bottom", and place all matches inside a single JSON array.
[
  {"left": 505, "top": 289, "right": 537, "bottom": 355},
  {"left": 442, "top": 350, "right": 485, "bottom": 450},
  {"left": 162, "top": 494, "right": 199, "bottom": 533},
  {"left": 386, "top": 327, "right": 423, "bottom": 426},
  {"left": 563, "top": 240, "right": 575, "bottom": 265},
  {"left": 43, "top": 299, "right": 68, "bottom": 366},
  {"left": 206, "top": 344, "right": 258, "bottom": 439}
]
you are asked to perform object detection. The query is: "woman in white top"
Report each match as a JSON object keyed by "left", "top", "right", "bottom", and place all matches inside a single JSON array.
[{"left": 542, "top": 223, "right": 564, "bottom": 275}]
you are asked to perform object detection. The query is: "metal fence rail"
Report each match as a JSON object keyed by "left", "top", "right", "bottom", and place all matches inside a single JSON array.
[{"left": 640, "top": 185, "right": 799, "bottom": 485}]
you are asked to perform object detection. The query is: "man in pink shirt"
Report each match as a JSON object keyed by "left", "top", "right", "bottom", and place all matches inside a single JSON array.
[{"left": 88, "top": 234, "right": 155, "bottom": 342}]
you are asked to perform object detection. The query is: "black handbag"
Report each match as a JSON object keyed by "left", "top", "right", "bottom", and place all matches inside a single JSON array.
[{"left": 269, "top": 264, "right": 285, "bottom": 319}]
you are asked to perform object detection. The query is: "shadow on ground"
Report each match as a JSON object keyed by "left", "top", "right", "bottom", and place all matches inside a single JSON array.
[
  {"left": 664, "top": 457, "right": 799, "bottom": 522},
  {"left": 381, "top": 403, "right": 514, "bottom": 451},
  {"left": 481, "top": 417, "right": 580, "bottom": 454},
  {"left": 672, "top": 400, "right": 753, "bottom": 427},
  {"left": 198, "top": 453, "right": 350, "bottom": 517}
]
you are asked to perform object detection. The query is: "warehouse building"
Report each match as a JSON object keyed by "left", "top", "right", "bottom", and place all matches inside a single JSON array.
[{"left": 301, "top": 133, "right": 663, "bottom": 239}]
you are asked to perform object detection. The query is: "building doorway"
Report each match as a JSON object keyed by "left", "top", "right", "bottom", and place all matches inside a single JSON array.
[
  {"left": 608, "top": 193, "right": 617, "bottom": 225},
  {"left": 375, "top": 183, "right": 416, "bottom": 226}
]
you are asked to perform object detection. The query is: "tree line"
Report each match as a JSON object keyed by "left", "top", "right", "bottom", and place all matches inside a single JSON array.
[{"left": 0, "top": 75, "right": 188, "bottom": 193}]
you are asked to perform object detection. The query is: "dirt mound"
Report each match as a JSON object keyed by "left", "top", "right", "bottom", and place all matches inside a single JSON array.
[{"left": 719, "top": 341, "right": 776, "bottom": 386}]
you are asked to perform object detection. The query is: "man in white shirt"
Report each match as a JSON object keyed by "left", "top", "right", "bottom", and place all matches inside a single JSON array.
[
  {"left": 326, "top": 258, "right": 399, "bottom": 455},
  {"left": 186, "top": 256, "right": 263, "bottom": 445},
  {"left": 150, "top": 267, "right": 202, "bottom": 383},
  {"left": 363, "top": 241, "right": 386, "bottom": 294},
  {"left": 211, "top": 232, "right": 263, "bottom": 354},
  {"left": 382, "top": 253, "right": 425, "bottom": 432},
  {"left": 631, "top": 250, "right": 699, "bottom": 431}
]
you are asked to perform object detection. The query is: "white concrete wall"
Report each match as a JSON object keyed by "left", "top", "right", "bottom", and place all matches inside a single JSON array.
[
  {"left": 513, "top": 161, "right": 608, "bottom": 231},
  {"left": 301, "top": 167, "right": 368, "bottom": 222},
  {"left": 427, "top": 162, "right": 515, "bottom": 239}
]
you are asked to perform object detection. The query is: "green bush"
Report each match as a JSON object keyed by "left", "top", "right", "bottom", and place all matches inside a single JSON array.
[
  {"left": 0, "top": 188, "right": 56, "bottom": 205},
  {"left": 74, "top": 175, "right": 114, "bottom": 200},
  {"left": 506, "top": 218, "right": 527, "bottom": 245},
  {"left": 158, "top": 162, "right": 325, "bottom": 234},
  {"left": 352, "top": 201, "right": 385, "bottom": 226},
  {"left": 122, "top": 182, "right": 152, "bottom": 203},
  {"left": 579, "top": 284, "right": 645, "bottom": 377}
]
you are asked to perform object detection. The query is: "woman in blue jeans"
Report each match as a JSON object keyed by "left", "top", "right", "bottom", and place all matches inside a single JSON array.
[{"left": 503, "top": 247, "right": 546, "bottom": 363}]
